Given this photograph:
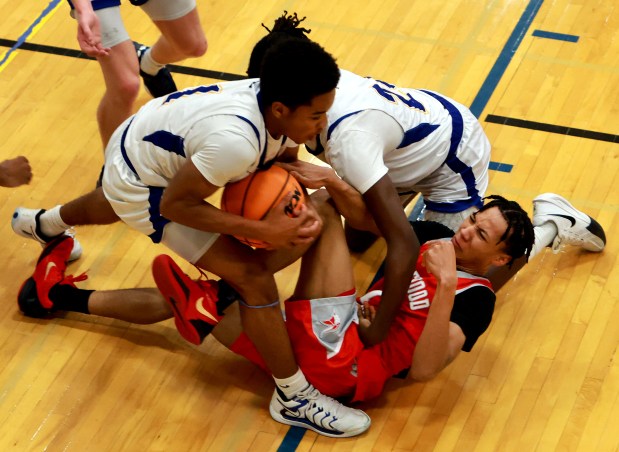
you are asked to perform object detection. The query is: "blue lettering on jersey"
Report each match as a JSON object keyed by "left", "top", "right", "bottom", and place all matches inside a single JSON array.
[
  {"left": 162, "top": 84, "right": 221, "bottom": 104},
  {"left": 142, "top": 131, "right": 185, "bottom": 157},
  {"left": 372, "top": 80, "right": 426, "bottom": 111}
]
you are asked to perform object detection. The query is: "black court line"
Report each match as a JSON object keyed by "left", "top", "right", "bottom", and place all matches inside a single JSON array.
[
  {"left": 485, "top": 114, "right": 619, "bottom": 144},
  {"left": 0, "top": 38, "right": 246, "bottom": 81}
]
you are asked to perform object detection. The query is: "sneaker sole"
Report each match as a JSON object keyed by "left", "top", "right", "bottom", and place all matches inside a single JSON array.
[
  {"left": 152, "top": 255, "right": 202, "bottom": 345},
  {"left": 17, "top": 277, "right": 52, "bottom": 318},
  {"left": 269, "top": 404, "right": 371, "bottom": 438}
]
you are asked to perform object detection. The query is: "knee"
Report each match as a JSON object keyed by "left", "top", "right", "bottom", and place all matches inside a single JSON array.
[
  {"left": 183, "top": 36, "right": 207, "bottom": 58},
  {"left": 106, "top": 74, "right": 141, "bottom": 105},
  {"left": 225, "top": 262, "right": 275, "bottom": 301}
]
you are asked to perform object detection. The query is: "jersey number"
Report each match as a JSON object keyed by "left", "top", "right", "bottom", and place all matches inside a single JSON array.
[{"left": 372, "top": 80, "right": 426, "bottom": 111}]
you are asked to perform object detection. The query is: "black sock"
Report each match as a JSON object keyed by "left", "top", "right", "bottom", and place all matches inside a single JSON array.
[
  {"left": 49, "top": 284, "right": 94, "bottom": 314},
  {"left": 217, "top": 280, "right": 240, "bottom": 315}
]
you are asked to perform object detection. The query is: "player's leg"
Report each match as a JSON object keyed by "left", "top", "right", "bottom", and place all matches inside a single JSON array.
[
  {"left": 17, "top": 235, "right": 170, "bottom": 323},
  {"left": 91, "top": 7, "right": 141, "bottom": 147},
  {"left": 293, "top": 190, "right": 355, "bottom": 300},
  {"left": 144, "top": 0, "right": 207, "bottom": 62},
  {"left": 154, "top": 204, "right": 370, "bottom": 436}
]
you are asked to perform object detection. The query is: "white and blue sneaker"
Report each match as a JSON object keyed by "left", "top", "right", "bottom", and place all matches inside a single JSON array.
[
  {"left": 12, "top": 207, "right": 82, "bottom": 262},
  {"left": 269, "top": 384, "right": 371, "bottom": 438},
  {"left": 533, "top": 193, "right": 606, "bottom": 253}
]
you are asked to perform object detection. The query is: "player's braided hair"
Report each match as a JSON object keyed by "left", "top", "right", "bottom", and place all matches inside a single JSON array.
[
  {"left": 247, "top": 11, "right": 312, "bottom": 78},
  {"left": 251, "top": 12, "right": 339, "bottom": 109},
  {"left": 478, "top": 195, "right": 535, "bottom": 265}
]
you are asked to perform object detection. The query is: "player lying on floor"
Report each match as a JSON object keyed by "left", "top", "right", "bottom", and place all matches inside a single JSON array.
[{"left": 18, "top": 187, "right": 605, "bottom": 403}]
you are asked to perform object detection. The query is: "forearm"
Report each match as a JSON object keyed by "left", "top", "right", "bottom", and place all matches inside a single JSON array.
[
  {"left": 363, "top": 245, "right": 415, "bottom": 345},
  {"left": 324, "top": 177, "right": 378, "bottom": 234},
  {"left": 71, "top": 0, "right": 94, "bottom": 15},
  {"left": 161, "top": 196, "right": 269, "bottom": 239},
  {"left": 410, "top": 281, "right": 456, "bottom": 380}
]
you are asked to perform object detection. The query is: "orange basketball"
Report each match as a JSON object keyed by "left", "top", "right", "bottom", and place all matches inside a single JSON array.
[{"left": 221, "top": 165, "right": 305, "bottom": 248}]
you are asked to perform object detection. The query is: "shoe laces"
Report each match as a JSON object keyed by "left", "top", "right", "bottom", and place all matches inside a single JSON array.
[
  {"left": 295, "top": 385, "right": 342, "bottom": 419},
  {"left": 61, "top": 272, "right": 88, "bottom": 287}
]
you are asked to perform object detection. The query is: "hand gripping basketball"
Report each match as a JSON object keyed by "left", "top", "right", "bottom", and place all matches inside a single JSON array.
[{"left": 221, "top": 165, "right": 305, "bottom": 248}]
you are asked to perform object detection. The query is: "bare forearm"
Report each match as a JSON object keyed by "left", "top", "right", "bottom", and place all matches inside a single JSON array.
[
  {"left": 161, "top": 197, "right": 266, "bottom": 238},
  {"left": 324, "top": 177, "right": 378, "bottom": 234},
  {"left": 410, "top": 281, "right": 456, "bottom": 380}
]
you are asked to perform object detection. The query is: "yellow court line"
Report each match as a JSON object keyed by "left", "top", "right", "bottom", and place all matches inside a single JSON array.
[{"left": 0, "top": 0, "right": 63, "bottom": 74}]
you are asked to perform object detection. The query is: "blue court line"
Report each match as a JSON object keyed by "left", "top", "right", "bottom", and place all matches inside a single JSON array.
[
  {"left": 488, "top": 161, "right": 513, "bottom": 172},
  {"left": 278, "top": 427, "right": 307, "bottom": 452},
  {"left": 279, "top": 3, "right": 545, "bottom": 449},
  {"left": 0, "top": 0, "right": 61, "bottom": 69},
  {"left": 469, "top": 0, "right": 544, "bottom": 118},
  {"left": 532, "top": 30, "right": 579, "bottom": 42}
]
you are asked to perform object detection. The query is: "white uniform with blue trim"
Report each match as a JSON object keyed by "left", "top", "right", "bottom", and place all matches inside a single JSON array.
[
  {"left": 306, "top": 70, "right": 490, "bottom": 223},
  {"left": 102, "top": 79, "right": 296, "bottom": 263}
]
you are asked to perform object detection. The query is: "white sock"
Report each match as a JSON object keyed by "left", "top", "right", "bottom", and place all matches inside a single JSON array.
[
  {"left": 530, "top": 222, "right": 558, "bottom": 258},
  {"left": 273, "top": 368, "right": 309, "bottom": 399},
  {"left": 139, "top": 48, "right": 165, "bottom": 76},
  {"left": 40, "top": 205, "right": 71, "bottom": 238}
]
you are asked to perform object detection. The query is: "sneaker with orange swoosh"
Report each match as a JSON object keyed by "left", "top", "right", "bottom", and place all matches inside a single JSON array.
[{"left": 152, "top": 254, "right": 224, "bottom": 345}]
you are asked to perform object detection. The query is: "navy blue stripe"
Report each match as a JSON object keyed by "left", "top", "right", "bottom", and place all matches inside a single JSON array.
[
  {"left": 532, "top": 30, "right": 579, "bottom": 42},
  {"left": 142, "top": 131, "right": 186, "bottom": 157},
  {"left": 327, "top": 111, "right": 363, "bottom": 139},
  {"left": 469, "top": 0, "right": 544, "bottom": 117},
  {"left": 420, "top": 90, "right": 483, "bottom": 211},
  {"left": 398, "top": 123, "right": 440, "bottom": 149},
  {"left": 120, "top": 119, "right": 138, "bottom": 176},
  {"left": 147, "top": 186, "right": 170, "bottom": 244},
  {"left": 0, "top": 0, "right": 61, "bottom": 69}
]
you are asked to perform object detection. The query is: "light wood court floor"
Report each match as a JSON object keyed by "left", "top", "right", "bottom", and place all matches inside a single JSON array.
[{"left": 0, "top": 0, "right": 618, "bottom": 450}]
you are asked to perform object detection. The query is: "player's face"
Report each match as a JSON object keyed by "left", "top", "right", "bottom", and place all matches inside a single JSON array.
[
  {"left": 451, "top": 206, "right": 511, "bottom": 269},
  {"left": 277, "top": 89, "right": 335, "bottom": 144}
]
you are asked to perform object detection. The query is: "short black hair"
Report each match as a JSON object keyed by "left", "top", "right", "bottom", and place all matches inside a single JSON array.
[
  {"left": 478, "top": 195, "right": 535, "bottom": 265},
  {"left": 259, "top": 37, "right": 339, "bottom": 110},
  {"left": 247, "top": 11, "right": 312, "bottom": 78}
]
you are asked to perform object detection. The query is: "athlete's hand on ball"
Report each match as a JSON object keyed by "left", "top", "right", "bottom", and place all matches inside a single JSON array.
[
  {"left": 278, "top": 161, "right": 337, "bottom": 190},
  {"left": 261, "top": 194, "right": 322, "bottom": 249}
]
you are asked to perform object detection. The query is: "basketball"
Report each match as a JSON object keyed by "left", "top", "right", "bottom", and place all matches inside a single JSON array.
[{"left": 221, "top": 165, "right": 305, "bottom": 248}]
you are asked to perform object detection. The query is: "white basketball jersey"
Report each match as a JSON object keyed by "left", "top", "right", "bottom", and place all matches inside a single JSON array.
[
  {"left": 117, "top": 79, "right": 292, "bottom": 189},
  {"left": 306, "top": 70, "right": 490, "bottom": 213}
]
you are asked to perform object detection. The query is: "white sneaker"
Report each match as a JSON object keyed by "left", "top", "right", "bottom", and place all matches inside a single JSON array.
[
  {"left": 269, "top": 384, "right": 370, "bottom": 438},
  {"left": 532, "top": 193, "right": 606, "bottom": 253},
  {"left": 12, "top": 207, "right": 83, "bottom": 261}
]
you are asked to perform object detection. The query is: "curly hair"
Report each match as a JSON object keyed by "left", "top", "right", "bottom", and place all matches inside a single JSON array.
[
  {"left": 247, "top": 11, "right": 312, "bottom": 78},
  {"left": 478, "top": 195, "right": 535, "bottom": 264},
  {"left": 255, "top": 13, "right": 339, "bottom": 109}
]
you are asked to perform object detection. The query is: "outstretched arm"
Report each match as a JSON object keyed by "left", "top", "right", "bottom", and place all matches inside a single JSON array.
[{"left": 358, "top": 175, "right": 419, "bottom": 345}]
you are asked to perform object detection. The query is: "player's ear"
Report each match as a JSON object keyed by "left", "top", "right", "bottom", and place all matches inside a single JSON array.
[
  {"left": 492, "top": 253, "right": 511, "bottom": 267},
  {"left": 270, "top": 101, "right": 290, "bottom": 119}
]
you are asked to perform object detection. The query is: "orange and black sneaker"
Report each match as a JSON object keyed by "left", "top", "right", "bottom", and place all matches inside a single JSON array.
[
  {"left": 17, "top": 235, "right": 87, "bottom": 318},
  {"left": 152, "top": 254, "right": 225, "bottom": 345}
]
